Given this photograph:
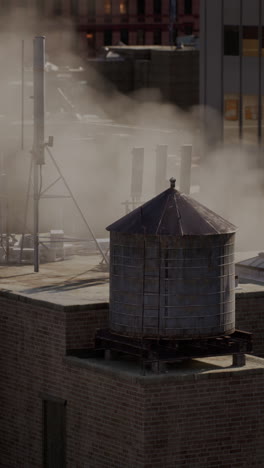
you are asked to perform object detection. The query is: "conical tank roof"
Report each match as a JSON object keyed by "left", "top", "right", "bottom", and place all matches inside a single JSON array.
[{"left": 107, "top": 179, "right": 237, "bottom": 236}]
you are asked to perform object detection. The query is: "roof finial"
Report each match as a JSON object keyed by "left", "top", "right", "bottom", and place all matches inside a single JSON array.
[{"left": 170, "top": 177, "right": 176, "bottom": 189}]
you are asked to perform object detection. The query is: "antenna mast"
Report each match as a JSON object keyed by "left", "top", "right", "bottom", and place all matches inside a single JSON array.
[{"left": 33, "top": 36, "right": 45, "bottom": 272}]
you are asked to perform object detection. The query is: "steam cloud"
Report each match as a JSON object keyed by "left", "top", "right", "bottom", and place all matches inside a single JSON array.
[{"left": 0, "top": 6, "right": 263, "bottom": 254}]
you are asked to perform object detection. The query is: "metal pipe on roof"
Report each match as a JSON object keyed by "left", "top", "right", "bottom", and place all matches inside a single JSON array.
[
  {"left": 155, "top": 144, "right": 168, "bottom": 195},
  {"left": 131, "top": 147, "right": 144, "bottom": 204},
  {"left": 179, "top": 144, "right": 192, "bottom": 195}
]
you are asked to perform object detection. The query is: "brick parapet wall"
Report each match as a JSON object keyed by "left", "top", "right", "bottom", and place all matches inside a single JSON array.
[
  {"left": 65, "top": 303, "right": 109, "bottom": 350},
  {"left": 141, "top": 364, "right": 264, "bottom": 467},
  {"left": 65, "top": 357, "right": 264, "bottom": 468},
  {"left": 236, "top": 291, "right": 264, "bottom": 357},
  {"left": 0, "top": 292, "right": 66, "bottom": 467},
  {"left": 65, "top": 358, "right": 145, "bottom": 467}
]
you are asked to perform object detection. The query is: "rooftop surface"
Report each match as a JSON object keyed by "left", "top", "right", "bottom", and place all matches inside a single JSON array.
[
  {"left": 0, "top": 255, "right": 109, "bottom": 308},
  {"left": 1, "top": 252, "right": 264, "bottom": 308},
  {"left": 66, "top": 354, "right": 264, "bottom": 380}
]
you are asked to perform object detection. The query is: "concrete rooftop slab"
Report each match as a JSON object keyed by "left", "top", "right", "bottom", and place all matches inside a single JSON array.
[{"left": 0, "top": 255, "right": 109, "bottom": 307}]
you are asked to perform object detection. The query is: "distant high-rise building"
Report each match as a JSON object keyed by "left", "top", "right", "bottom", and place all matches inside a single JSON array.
[{"left": 200, "top": 0, "right": 264, "bottom": 146}]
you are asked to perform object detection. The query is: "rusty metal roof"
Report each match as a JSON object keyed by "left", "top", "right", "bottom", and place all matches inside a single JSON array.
[{"left": 106, "top": 187, "right": 236, "bottom": 236}]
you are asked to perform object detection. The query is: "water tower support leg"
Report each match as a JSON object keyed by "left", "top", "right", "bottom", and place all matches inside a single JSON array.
[
  {"left": 151, "top": 361, "right": 159, "bottom": 373},
  {"left": 104, "top": 349, "right": 112, "bottom": 361},
  {"left": 232, "top": 353, "right": 246, "bottom": 367}
]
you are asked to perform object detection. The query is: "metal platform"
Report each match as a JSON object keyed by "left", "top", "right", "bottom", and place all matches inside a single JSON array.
[{"left": 67, "top": 328, "right": 252, "bottom": 374}]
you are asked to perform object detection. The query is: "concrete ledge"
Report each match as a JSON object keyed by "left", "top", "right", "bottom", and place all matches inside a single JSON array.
[
  {"left": 0, "top": 289, "right": 109, "bottom": 312},
  {"left": 64, "top": 354, "right": 264, "bottom": 383}
]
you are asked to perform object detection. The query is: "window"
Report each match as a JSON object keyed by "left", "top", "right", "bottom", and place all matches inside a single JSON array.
[
  {"left": 224, "top": 94, "right": 240, "bottom": 144},
  {"left": 104, "top": 30, "right": 112, "bottom": 45},
  {"left": 224, "top": 98, "right": 239, "bottom": 121},
  {"left": 243, "top": 26, "right": 259, "bottom": 56},
  {"left": 224, "top": 26, "right": 239, "bottom": 56},
  {"left": 104, "top": 0, "right": 112, "bottom": 15},
  {"left": 70, "top": 0, "right": 78, "bottom": 16},
  {"left": 120, "top": 0, "right": 128, "bottom": 15},
  {"left": 137, "top": 0, "right": 145, "bottom": 16},
  {"left": 184, "top": 23, "right": 193, "bottom": 35},
  {"left": 184, "top": 0, "right": 192, "bottom": 15},
  {"left": 137, "top": 29, "right": 145, "bottom": 45},
  {"left": 86, "top": 32, "right": 95, "bottom": 54},
  {"left": 120, "top": 29, "right": 129, "bottom": 44},
  {"left": 88, "top": 0, "right": 96, "bottom": 16},
  {"left": 243, "top": 94, "right": 259, "bottom": 143},
  {"left": 153, "top": 0, "right": 161, "bottom": 16},
  {"left": 153, "top": 29, "right": 162, "bottom": 45},
  {"left": 53, "top": 0, "right": 62, "bottom": 15}
]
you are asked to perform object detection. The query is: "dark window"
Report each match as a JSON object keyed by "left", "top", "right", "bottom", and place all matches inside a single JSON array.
[
  {"left": 70, "top": 0, "right": 78, "bottom": 16},
  {"left": 86, "top": 32, "right": 96, "bottom": 55},
  {"left": 153, "top": 29, "right": 162, "bottom": 45},
  {"left": 88, "top": 0, "right": 96, "bottom": 16},
  {"left": 184, "top": 0, "right": 192, "bottom": 15},
  {"left": 43, "top": 399, "right": 66, "bottom": 468},
  {"left": 120, "top": 29, "right": 129, "bottom": 44},
  {"left": 224, "top": 25, "right": 239, "bottom": 56},
  {"left": 153, "top": 0, "right": 161, "bottom": 16},
  {"left": 104, "top": 30, "right": 113, "bottom": 45},
  {"left": 243, "top": 26, "right": 258, "bottom": 39},
  {"left": 137, "top": 29, "right": 145, "bottom": 45},
  {"left": 184, "top": 23, "right": 193, "bottom": 35},
  {"left": 53, "top": 0, "right": 62, "bottom": 15},
  {"left": 137, "top": 0, "right": 145, "bottom": 16},
  {"left": 243, "top": 26, "right": 259, "bottom": 56}
]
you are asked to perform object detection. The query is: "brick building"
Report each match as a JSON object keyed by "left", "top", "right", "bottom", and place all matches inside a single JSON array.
[
  {"left": 0, "top": 1, "right": 200, "bottom": 53},
  {"left": 1, "top": 259, "right": 264, "bottom": 467},
  {"left": 76, "top": 0, "right": 200, "bottom": 52}
]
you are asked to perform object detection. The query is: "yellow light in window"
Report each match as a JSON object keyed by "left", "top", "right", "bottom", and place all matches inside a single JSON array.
[
  {"left": 120, "top": 1, "right": 127, "bottom": 14},
  {"left": 104, "top": 0, "right": 111, "bottom": 15}
]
